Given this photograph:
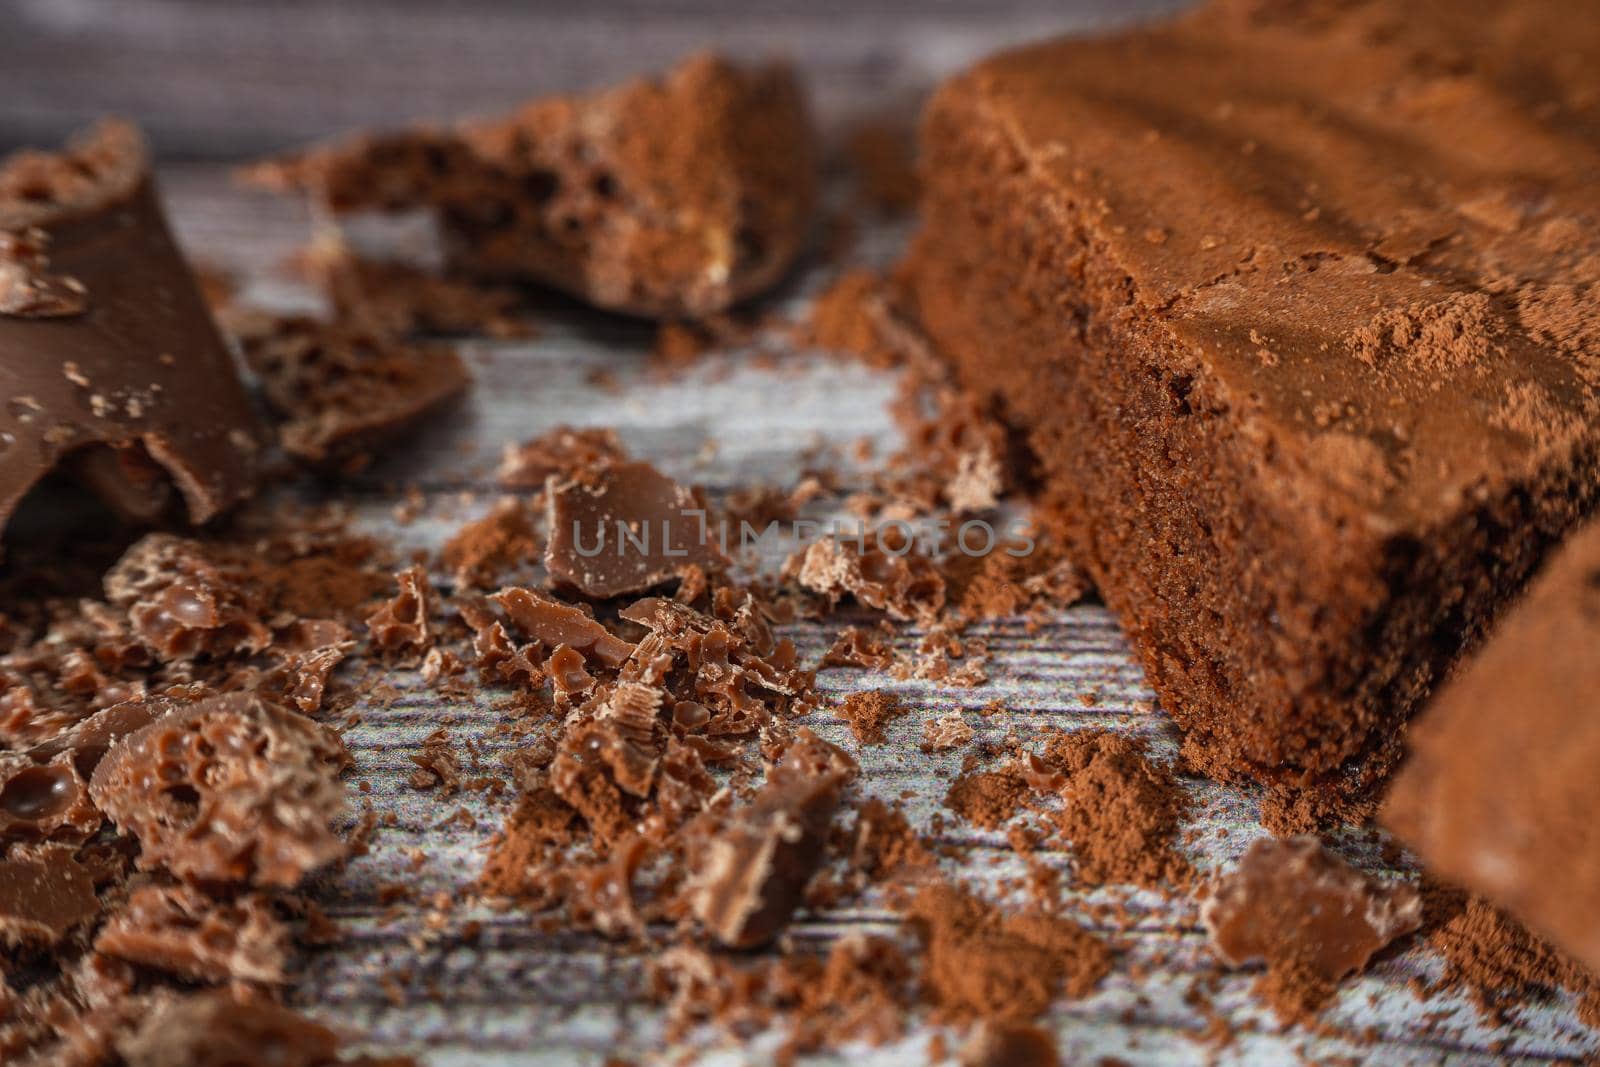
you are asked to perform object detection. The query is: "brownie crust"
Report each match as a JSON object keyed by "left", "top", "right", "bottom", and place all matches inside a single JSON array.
[{"left": 902, "top": 0, "right": 1600, "bottom": 799}]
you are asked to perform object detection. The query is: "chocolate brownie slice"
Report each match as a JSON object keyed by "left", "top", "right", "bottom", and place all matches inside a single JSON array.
[
  {"left": 251, "top": 53, "right": 816, "bottom": 319},
  {"left": 903, "top": 0, "right": 1600, "bottom": 802},
  {"left": 1384, "top": 519, "right": 1600, "bottom": 974}
]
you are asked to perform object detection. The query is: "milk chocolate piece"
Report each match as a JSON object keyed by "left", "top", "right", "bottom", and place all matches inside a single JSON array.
[
  {"left": 490, "top": 586, "right": 635, "bottom": 667},
  {"left": 0, "top": 751, "right": 100, "bottom": 842},
  {"left": 89, "top": 693, "right": 350, "bottom": 887},
  {"left": 230, "top": 311, "right": 469, "bottom": 464},
  {"left": 96, "top": 882, "right": 292, "bottom": 985},
  {"left": 903, "top": 0, "right": 1600, "bottom": 798},
  {"left": 117, "top": 990, "right": 405, "bottom": 1067},
  {"left": 545, "top": 460, "right": 727, "bottom": 598},
  {"left": 497, "top": 426, "right": 626, "bottom": 490},
  {"left": 251, "top": 54, "right": 817, "bottom": 319},
  {"left": 0, "top": 121, "right": 261, "bottom": 535},
  {"left": 0, "top": 845, "right": 99, "bottom": 948},
  {"left": 1202, "top": 836, "right": 1421, "bottom": 979},
  {"left": 1385, "top": 521, "right": 1600, "bottom": 974},
  {"left": 689, "top": 729, "right": 856, "bottom": 948}
]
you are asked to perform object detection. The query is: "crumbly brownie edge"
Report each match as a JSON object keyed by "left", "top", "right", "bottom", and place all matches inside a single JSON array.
[{"left": 901, "top": 73, "right": 1600, "bottom": 798}]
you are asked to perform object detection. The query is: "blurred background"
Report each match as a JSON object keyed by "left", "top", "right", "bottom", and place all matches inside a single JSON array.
[{"left": 0, "top": 0, "right": 1184, "bottom": 159}]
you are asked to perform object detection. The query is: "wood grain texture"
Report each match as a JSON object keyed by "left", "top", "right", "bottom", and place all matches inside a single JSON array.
[
  {"left": 0, "top": 0, "right": 1183, "bottom": 157},
  {"left": 144, "top": 164, "right": 1600, "bottom": 1066}
]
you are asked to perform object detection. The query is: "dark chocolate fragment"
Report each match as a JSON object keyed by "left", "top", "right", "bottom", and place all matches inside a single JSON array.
[
  {"left": 251, "top": 54, "right": 817, "bottom": 319},
  {"left": 230, "top": 311, "right": 469, "bottom": 465},
  {"left": 0, "top": 121, "right": 262, "bottom": 535},
  {"left": 689, "top": 729, "right": 856, "bottom": 948},
  {"left": 545, "top": 460, "right": 727, "bottom": 599},
  {"left": 0, "top": 844, "right": 99, "bottom": 948},
  {"left": 89, "top": 693, "right": 350, "bottom": 887}
]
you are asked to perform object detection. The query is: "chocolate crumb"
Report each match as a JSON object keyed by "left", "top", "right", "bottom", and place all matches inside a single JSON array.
[{"left": 833, "top": 689, "right": 907, "bottom": 745}]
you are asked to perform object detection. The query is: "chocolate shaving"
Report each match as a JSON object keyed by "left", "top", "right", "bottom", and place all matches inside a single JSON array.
[{"left": 95, "top": 882, "right": 293, "bottom": 985}]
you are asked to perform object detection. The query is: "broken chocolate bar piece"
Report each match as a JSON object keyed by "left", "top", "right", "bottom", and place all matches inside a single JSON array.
[
  {"left": 545, "top": 460, "right": 727, "bottom": 598},
  {"left": 1203, "top": 836, "right": 1421, "bottom": 981},
  {"left": 0, "top": 844, "right": 100, "bottom": 948},
  {"left": 491, "top": 586, "right": 635, "bottom": 666},
  {"left": 0, "top": 121, "right": 262, "bottom": 535},
  {"left": 89, "top": 693, "right": 350, "bottom": 888},
  {"left": 903, "top": 0, "right": 1600, "bottom": 798},
  {"left": 229, "top": 311, "right": 469, "bottom": 465},
  {"left": 250, "top": 54, "right": 817, "bottom": 318},
  {"left": 1385, "top": 521, "right": 1600, "bottom": 974},
  {"left": 96, "top": 882, "right": 292, "bottom": 985},
  {"left": 689, "top": 729, "right": 856, "bottom": 948}
]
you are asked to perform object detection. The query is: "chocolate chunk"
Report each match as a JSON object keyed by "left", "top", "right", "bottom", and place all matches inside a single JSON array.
[
  {"left": 28, "top": 696, "right": 178, "bottom": 779},
  {"left": 0, "top": 844, "right": 99, "bottom": 948},
  {"left": 116, "top": 990, "right": 404, "bottom": 1067},
  {"left": 252, "top": 54, "right": 817, "bottom": 319},
  {"left": 497, "top": 426, "right": 627, "bottom": 490},
  {"left": 364, "top": 564, "right": 434, "bottom": 655},
  {"left": 689, "top": 729, "right": 856, "bottom": 948},
  {"left": 1202, "top": 836, "right": 1421, "bottom": 1019},
  {"left": 89, "top": 693, "right": 350, "bottom": 887},
  {"left": 230, "top": 311, "right": 469, "bottom": 465},
  {"left": 490, "top": 587, "right": 634, "bottom": 667},
  {"left": 0, "top": 751, "right": 100, "bottom": 842},
  {"left": 0, "top": 228, "right": 86, "bottom": 318},
  {"left": 545, "top": 460, "right": 727, "bottom": 599},
  {"left": 0, "top": 121, "right": 262, "bottom": 536},
  {"left": 104, "top": 534, "right": 273, "bottom": 661},
  {"left": 95, "top": 882, "right": 292, "bottom": 985},
  {"left": 1385, "top": 520, "right": 1600, "bottom": 974}
]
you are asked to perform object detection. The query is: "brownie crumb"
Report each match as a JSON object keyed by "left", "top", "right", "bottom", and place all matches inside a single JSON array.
[
  {"left": 833, "top": 689, "right": 907, "bottom": 745},
  {"left": 1421, "top": 887, "right": 1600, "bottom": 1030},
  {"left": 306, "top": 241, "right": 533, "bottom": 338},
  {"left": 440, "top": 499, "right": 541, "bottom": 589},
  {"left": 907, "top": 880, "right": 1111, "bottom": 1024},
  {"left": 1202, "top": 837, "right": 1422, "bottom": 1024},
  {"left": 1044, "top": 730, "right": 1191, "bottom": 889},
  {"left": 944, "top": 765, "right": 1030, "bottom": 831}
]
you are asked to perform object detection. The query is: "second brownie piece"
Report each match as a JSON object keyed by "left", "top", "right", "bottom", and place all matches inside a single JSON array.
[{"left": 902, "top": 0, "right": 1600, "bottom": 804}]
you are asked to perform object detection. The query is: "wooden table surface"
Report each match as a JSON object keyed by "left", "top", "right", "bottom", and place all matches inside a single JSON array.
[{"left": 9, "top": 3, "right": 1600, "bottom": 1064}]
